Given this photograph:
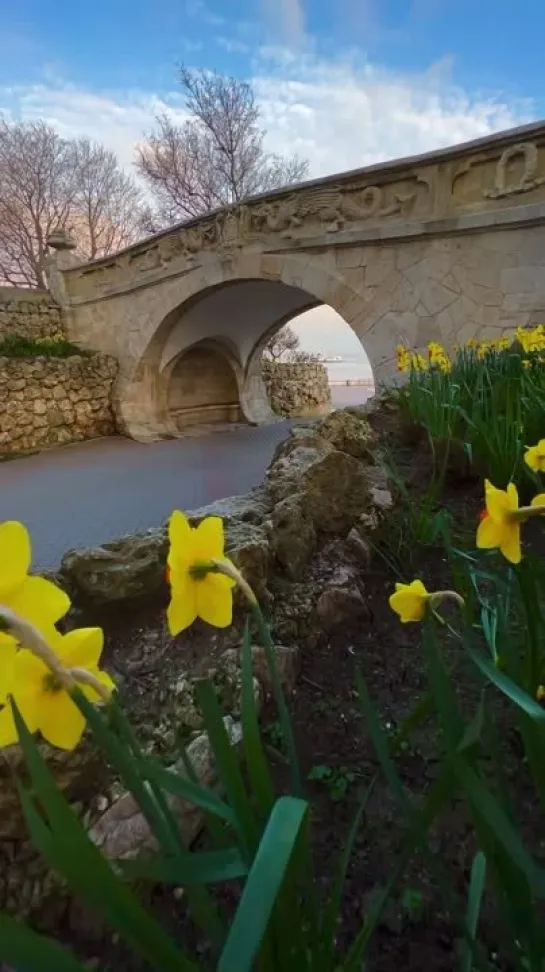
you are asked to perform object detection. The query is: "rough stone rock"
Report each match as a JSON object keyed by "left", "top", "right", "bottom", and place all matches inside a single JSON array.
[
  {"left": 60, "top": 529, "right": 167, "bottom": 604},
  {"left": 266, "top": 442, "right": 332, "bottom": 504},
  {"left": 91, "top": 717, "right": 243, "bottom": 859},
  {"left": 225, "top": 521, "right": 270, "bottom": 602},
  {"left": 314, "top": 408, "right": 376, "bottom": 460},
  {"left": 221, "top": 643, "right": 300, "bottom": 698},
  {"left": 187, "top": 487, "right": 271, "bottom": 526},
  {"left": 316, "top": 583, "right": 369, "bottom": 635},
  {"left": 300, "top": 450, "right": 372, "bottom": 535},
  {"left": 269, "top": 494, "right": 317, "bottom": 579}
]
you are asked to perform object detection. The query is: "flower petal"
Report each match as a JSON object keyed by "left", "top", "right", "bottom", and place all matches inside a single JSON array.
[
  {"left": 168, "top": 510, "right": 192, "bottom": 554},
  {"left": 506, "top": 482, "right": 519, "bottom": 512},
  {"left": 476, "top": 516, "right": 502, "bottom": 550},
  {"left": 484, "top": 481, "right": 511, "bottom": 521},
  {"left": 525, "top": 446, "right": 540, "bottom": 472},
  {"left": 194, "top": 517, "right": 225, "bottom": 561},
  {"left": 0, "top": 640, "right": 17, "bottom": 706},
  {"left": 500, "top": 523, "right": 522, "bottom": 565},
  {"left": 37, "top": 691, "right": 87, "bottom": 750},
  {"left": 531, "top": 493, "right": 545, "bottom": 508},
  {"left": 197, "top": 573, "right": 233, "bottom": 628},
  {"left": 9, "top": 575, "right": 70, "bottom": 630},
  {"left": 0, "top": 705, "right": 18, "bottom": 748},
  {"left": 167, "top": 573, "right": 197, "bottom": 635},
  {"left": 53, "top": 627, "right": 104, "bottom": 670},
  {"left": 0, "top": 521, "right": 31, "bottom": 598}
]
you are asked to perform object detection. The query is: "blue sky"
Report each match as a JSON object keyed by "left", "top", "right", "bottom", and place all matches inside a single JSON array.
[{"left": 0, "top": 0, "right": 542, "bottom": 361}]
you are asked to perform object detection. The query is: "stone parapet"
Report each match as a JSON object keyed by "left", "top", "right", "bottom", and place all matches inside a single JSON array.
[
  {"left": 262, "top": 360, "right": 331, "bottom": 418},
  {"left": 0, "top": 287, "right": 64, "bottom": 341}
]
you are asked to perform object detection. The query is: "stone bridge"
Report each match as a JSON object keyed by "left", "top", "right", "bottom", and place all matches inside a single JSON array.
[{"left": 47, "top": 121, "right": 545, "bottom": 441}]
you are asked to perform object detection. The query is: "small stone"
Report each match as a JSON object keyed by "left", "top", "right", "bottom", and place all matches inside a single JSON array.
[{"left": 316, "top": 585, "right": 369, "bottom": 635}]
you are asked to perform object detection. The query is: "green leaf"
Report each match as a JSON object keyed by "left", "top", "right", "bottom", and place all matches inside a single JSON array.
[
  {"left": 457, "top": 691, "right": 486, "bottom": 755},
  {"left": 218, "top": 796, "right": 308, "bottom": 972},
  {"left": 139, "top": 759, "right": 237, "bottom": 826},
  {"left": 240, "top": 621, "right": 276, "bottom": 818},
  {"left": 116, "top": 847, "right": 248, "bottom": 885},
  {"left": 247, "top": 600, "right": 302, "bottom": 796},
  {"left": 12, "top": 703, "right": 197, "bottom": 972},
  {"left": 0, "top": 912, "right": 87, "bottom": 971},
  {"left": 457, "top": 760, "right": 545, "bottom": 899},
  {"left": 468, "top": 648, "right": 545, "bottom": 722},
  {"left": 194, "top": 678, "right": 260, "bottom": 859},
  {"left": 461, "top": 852, "right": 487, "bottom": 972}
]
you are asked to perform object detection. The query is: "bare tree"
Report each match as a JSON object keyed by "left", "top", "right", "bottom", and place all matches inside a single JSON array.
[
  {"left": 69, "top": 138, "right": 144, "bottom": 261},
  {"left": 263, "top": 325, "right": 318, "bottom": 363},
  {"left": 0, "top": 120, "right": 145, "bottom": 288},
  {"left": 137, "top": 66, "right": 309, "bottom": 225}
]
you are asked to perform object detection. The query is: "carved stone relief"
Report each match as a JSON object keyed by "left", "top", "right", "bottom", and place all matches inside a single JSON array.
[
  {"left": 452, "top": 141, "right": 545, "bottom": 208},
  {"left": 483, "top": 142, "right": 545, "bottom": 200}
]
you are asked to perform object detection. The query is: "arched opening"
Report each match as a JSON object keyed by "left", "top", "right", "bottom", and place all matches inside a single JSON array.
[
  {"left": 166, "top": 342, "right": 242, "bottom": 431},
  {"left": 115, "top": 257, "right": 384, "bottom": 442}
]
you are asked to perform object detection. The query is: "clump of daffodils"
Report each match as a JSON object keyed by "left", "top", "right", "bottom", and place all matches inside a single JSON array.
[{"left": 0, "top": 520, "right": 114, "bottom": 751}]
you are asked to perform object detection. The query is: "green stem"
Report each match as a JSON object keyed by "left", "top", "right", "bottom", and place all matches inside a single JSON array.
[{"left": 248, "top": 600, "right": 303, "bottom": 798}]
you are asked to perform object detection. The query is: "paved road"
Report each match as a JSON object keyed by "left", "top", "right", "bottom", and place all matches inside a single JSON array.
[
  {"left": 0, "top": 424, "right": 292, "bottom": 570},
  {"left": 0, "top": 386, "right": 370, "bottom": 570}
]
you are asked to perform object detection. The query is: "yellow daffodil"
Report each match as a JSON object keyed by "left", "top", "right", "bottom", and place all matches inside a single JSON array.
[
  {"left": 0, "top": 521, "right": 70, "bottom": 704},
  {"left": 396, "top": 345, "right": 410, "bottom": 373},
  {"left": 476, "top": 481, "right": 522, "bottom": 564},
  {"left": 525, "top": 440, "right": 545, "bottom": 473},
  {"left": 389, "top": 580, "right": 430, "bottom": 623},
  {"left": 0, "top": 627, "right": 114, "bottom": 751},
  {"left": 167, "top": 512, "right": 236, "bottom": 635},
  {"left": 410, "top": 353, "right": 427, "bottom": 372}
]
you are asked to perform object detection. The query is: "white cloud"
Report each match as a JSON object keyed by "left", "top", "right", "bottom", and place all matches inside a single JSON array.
[
  {"left": 0, "top": 47, "right": 534, "bottom": 182},
  {"left": 260, "top": 0, "right": 306, "bottom": 47}
]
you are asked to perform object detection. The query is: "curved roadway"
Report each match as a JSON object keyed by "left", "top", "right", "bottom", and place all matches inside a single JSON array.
[{"left": 0, "top": 424, "right": 291, "bottom": 570}]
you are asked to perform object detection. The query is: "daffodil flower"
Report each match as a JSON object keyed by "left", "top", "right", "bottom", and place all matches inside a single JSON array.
[
  {"left": 167, "top": 512, "right": 236, "bottom": 635},
  {"left": 525, "top": 440, "right": 545, "bottom": 473},
  {"left": 389, "top": 580, "right": 430, "bottom": 622},
  {"left": 0, "top": 626, "right": 114, "bottom": 751},
  {"left": 0, "top": 521, "right": 70, "bottom": 704},
  {"left": 476, "top": 481, "right": 545, "bottom": 565},
  {"left": 476, "top": 481, "right": 521, "bottom": 564}
]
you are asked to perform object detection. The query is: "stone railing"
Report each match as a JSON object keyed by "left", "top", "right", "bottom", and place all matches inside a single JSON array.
[
  {"left": 0, "top": 354, "right": 118, "bottom": 455},
  {"left": 261, "top": 360, "right": 331, "bottom": 418},
  {"left": 0, "top": 286, "right": 64, "bottom": 340}
]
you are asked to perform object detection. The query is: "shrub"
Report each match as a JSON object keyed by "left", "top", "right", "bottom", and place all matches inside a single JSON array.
[{"left": 0, "top": 334, "right": 84, "bottom": 358}]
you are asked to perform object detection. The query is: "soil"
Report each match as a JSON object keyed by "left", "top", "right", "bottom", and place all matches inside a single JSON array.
[{"left": 6, "top": 412, "right": 541, "bottom": 971}]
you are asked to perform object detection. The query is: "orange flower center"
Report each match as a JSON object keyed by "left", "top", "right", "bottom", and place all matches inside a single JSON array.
[{"left": 478, "top": 509, "right": 489, "bottom": 522}]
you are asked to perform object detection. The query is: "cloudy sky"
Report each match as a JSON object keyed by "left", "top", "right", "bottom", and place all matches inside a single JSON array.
[{"left": 0, "top": 0, "right": 541, "bottom": 363}]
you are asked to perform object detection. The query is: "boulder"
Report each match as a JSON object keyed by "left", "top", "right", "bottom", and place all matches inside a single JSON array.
[
  {"left": 60, "top": 528, "right": 167, "bottom": 604},
  {"left": 300, "top": 450, "right": 372, "bottom": 535},
  {"left": 314, "top": 408, "right": 376, "bottom": 460},
  {"left": 225, "top": 521, "right": 270, "bottom": 602},
  {"left": 266, "top": 442, "right": 332, "bottom": 504},
  {"left": 269, "top": 494, "right": 317, "bottom": 579},
  {"left": 187, "top": 487, "right": 271, "bottom": 526},
  {"left": 316, "top": 583, "right": 370, "bottom": 635}
]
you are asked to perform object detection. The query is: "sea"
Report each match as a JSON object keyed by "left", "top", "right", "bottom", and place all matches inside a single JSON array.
[{"left": 323, "top": 358, "right": 375, "bottom": 407}]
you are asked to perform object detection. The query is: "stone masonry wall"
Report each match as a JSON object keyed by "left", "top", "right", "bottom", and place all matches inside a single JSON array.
[
  {"left": 0, "top": 354, "right": 118, "bottom": 454},
  {"left": 0, "top": 287, "right": 64, "bottom": 340},
  {"left": 262, "top": 361, "right": 331, "bottom": 418}
]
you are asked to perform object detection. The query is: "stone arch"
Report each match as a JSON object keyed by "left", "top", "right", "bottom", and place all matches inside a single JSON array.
[
  {"left": 164, "top": 339, "right": 244, "bottom": 433},
  {"left": 113, "top": 252, "right": 376, "bottom": 441}
]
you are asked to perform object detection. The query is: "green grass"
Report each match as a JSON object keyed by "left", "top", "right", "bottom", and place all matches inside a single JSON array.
[{"left": 0, "top": 334, "right": 84, "bottom": 358}]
